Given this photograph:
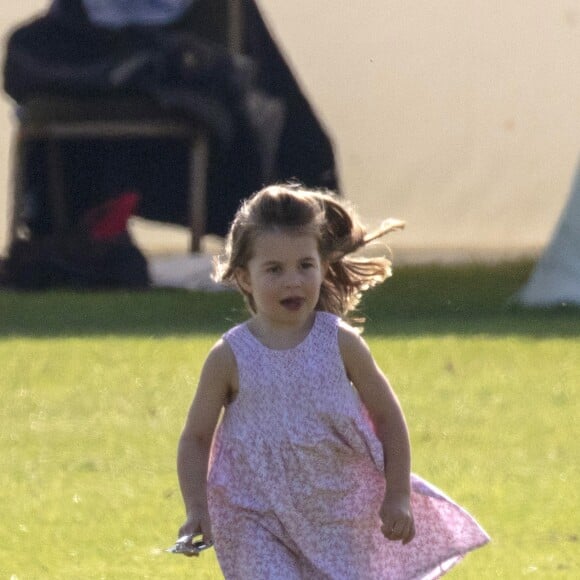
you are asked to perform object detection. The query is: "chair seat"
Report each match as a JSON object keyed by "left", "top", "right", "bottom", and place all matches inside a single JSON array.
[
  {"left": 20, "top": 96, "right": 187, "bottom": 121},
  {"left": 18, "top": 96, "right": 204, "bottom": 138},
  {"left": 13, "top": 96, "right": 209, "bottom": 252}
]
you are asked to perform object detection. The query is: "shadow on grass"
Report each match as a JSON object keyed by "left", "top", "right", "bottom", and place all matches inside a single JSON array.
[{"left": 1, "top": 261, "right": 579, "bottom": 337}]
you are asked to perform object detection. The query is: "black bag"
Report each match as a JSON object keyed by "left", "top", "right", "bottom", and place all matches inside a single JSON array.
[{"left": 2, "top": 232, "right": 149, "bottom": 290}]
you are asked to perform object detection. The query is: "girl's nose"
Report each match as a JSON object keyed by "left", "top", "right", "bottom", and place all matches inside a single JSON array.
[{"left": 284, "top": 271, "right": 301, "bottom": 287}]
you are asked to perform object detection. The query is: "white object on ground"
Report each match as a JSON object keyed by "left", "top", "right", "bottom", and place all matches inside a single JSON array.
[{"left": 148, "top": 254, "right": 228, "bottom": 291}]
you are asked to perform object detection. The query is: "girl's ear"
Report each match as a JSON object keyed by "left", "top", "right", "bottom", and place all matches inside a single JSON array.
[{"left": 235, "top": 267, "right": 252, "bottom": 294}]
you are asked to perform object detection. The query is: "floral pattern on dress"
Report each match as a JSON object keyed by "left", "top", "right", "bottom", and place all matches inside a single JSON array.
[{"left": 207, "top": 312, "right": 489, "bottom": 579}]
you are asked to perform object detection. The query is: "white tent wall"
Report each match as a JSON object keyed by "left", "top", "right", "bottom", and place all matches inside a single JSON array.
[
  {"left": 516, "top": 160, "right": 580, "bottom": 306},
  {"left": 0, "top": 0, "right": 48, "bottom": 257},
  {"left": 2, "top": 1, "right": 580, "bottom": 262}
]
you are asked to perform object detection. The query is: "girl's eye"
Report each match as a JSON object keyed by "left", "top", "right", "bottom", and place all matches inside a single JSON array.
[
  {"left": 267, "top": 265, "right": 281, "bottom": 274},
  {"left": 301, "top": 261, "right": 314, "bottom": 269}
]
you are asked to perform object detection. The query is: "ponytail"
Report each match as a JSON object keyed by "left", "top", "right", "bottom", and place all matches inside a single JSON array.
[
  {"left": 317, "top": 195, "right": 404, "bottom": 322},
  {"left": 217, "top": 184, "right": 404, "bottom": 326}
]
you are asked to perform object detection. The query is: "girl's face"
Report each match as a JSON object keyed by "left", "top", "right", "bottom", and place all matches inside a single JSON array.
[{"left": 236, "top": 231, "right": 326, "bottom": 329}]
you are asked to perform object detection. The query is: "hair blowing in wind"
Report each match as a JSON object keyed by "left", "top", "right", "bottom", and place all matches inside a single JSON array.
[{"left": 216, "top": 184, "right": 405, "bottom": 322}]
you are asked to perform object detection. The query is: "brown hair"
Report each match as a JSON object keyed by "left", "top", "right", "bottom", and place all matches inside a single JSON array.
[{"left": 216, "top": 184, "right": 404, "bottom": 325}]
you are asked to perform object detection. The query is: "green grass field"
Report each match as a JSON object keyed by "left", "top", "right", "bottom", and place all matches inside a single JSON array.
[{"left": 1, "top": 261, "right": 578, "bottom": 579}]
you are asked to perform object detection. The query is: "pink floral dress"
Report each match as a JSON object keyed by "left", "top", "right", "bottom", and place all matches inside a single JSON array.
[{"left": 207, "top": 312, "right": 489, "bottom": 579}]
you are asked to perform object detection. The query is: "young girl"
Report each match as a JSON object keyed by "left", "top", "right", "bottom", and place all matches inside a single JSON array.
[{"left": 176, "top": 185, "right": 489, "bottom": 579}]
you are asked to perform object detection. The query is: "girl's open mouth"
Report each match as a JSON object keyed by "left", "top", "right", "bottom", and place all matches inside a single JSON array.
[{"left": 280, "top": 297, "right": 305, "bottom": 310}]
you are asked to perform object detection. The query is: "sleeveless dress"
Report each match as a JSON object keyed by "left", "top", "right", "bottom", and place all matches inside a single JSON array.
[{"left": 207, "top": 312, "right": 489, "bottom": 579}]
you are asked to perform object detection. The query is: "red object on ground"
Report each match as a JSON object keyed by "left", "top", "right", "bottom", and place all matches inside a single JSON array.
[{"left": 83, "top": 191, "right": 140, "bottom": 241}]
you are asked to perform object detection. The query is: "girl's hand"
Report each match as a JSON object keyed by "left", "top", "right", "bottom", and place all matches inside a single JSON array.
[
  {"left": 177, "top": 508, "right": 213, "bottom": 557},
  {"left": 379, "top": 492, "right": 415, "bottom": 545}
]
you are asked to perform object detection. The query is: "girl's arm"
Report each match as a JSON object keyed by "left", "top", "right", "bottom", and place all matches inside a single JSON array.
[
  {"left": 176, "top": 338, "right": 235, "bottom": 544},
  {"left": 339, "top": 324, "right": 415, "bottom": 544}
]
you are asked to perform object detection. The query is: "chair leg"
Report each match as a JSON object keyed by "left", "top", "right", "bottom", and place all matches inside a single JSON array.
[
  {"left": 46, "top": 139, "right": 68, "bottom": 233},
  {"left": 189, "top": 131, "right": 209, "bottom": 253},
  {"left": 9, "top": 130, "right": 27, "bottom": 243},
  {"left": 227, "top": 0, "right": 244, "bottom": 53}
]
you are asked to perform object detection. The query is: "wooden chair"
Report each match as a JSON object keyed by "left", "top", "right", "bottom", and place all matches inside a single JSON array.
[{"left": 10, "top": 0, "right": 244, "bottom": 253}]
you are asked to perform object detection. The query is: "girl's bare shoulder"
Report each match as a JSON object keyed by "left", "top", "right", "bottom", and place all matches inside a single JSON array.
[
  {"left": 337, "top": 321, "right": 376, "bottom": 376},
  {"left": 337, "top": 320, "right": 370, "bottom": 354},
  {"left": 204, "top": 337, "right": 237, "bottom": 377},
  {"left": 192, "top": 338, "right": 239, "bottom": 411}
]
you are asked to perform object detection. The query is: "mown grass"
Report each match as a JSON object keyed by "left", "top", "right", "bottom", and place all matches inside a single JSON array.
[{"left": 0, "top": 260, "right": 578, "bottom": 579}]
